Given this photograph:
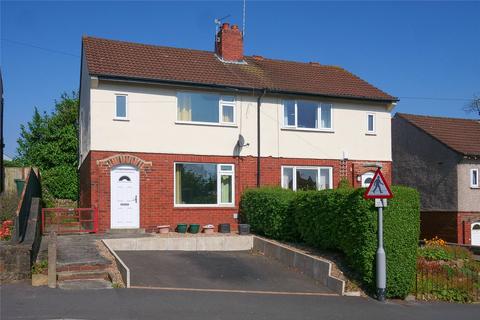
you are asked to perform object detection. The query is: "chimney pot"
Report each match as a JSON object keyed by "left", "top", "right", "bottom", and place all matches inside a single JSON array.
[
  {"left": 222, "top": 23, "right": 230, "bottom": 30},
  {"left": 231, "top": 24, "right": 239, "bottom": 30}
]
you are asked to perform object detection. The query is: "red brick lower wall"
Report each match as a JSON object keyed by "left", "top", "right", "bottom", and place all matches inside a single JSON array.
[
  {"left": 420, "top": 212, "right": 458, "bottom": 243},
  {"left": 79, "top": 150, "right": 392, "bottom": 233},
  {"left": 79, "top": 152, "right": 92, "bottom": 208},
  {"left": 420, "top": 211, "right": 480, "bottom": 245}
]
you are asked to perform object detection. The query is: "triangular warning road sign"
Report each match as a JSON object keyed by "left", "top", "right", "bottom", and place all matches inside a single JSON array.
[{"left": 364, "top": 168, "right": 393, "bottom": 199}]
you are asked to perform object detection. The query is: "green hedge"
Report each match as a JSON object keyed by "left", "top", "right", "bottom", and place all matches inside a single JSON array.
[
  {"left": 240, "top": 186, "right": 420, "bottom": 298},
  {"left": 240, "top": 187, "right": 299, "bottom": 241}
]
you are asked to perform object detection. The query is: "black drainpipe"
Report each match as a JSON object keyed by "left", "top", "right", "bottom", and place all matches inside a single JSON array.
[{"left": 257, "top": 89, "right": 267, "bottom": 188}]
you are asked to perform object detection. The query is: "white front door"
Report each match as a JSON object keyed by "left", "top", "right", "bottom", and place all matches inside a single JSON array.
[
  {"left": 472, "top": 223, "right": 480, "bottom": 246},
  {"left": 111, "top": 165, "right": 140, "bottom": 229}
]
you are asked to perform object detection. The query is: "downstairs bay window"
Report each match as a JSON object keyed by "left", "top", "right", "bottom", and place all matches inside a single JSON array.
[
  {"left": 281, "top": 166, "right": 333, "bottom": 191},
  {"left": 174, "top": 162, "right": 234, "bottom": 206}
]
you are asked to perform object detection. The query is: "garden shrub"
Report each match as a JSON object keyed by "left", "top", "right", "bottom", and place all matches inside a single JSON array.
[
  {"left": 240, "top": 187, "right": 298, "bottom": 241},
  {"left": 240, "top": 185, "right": 420, "bottom": 298},
  {"left": 0, "top": 192, "right": 19, "bottom": 223},
  {"left": 42, "top": 165, "right": 78, "bottom": 200}
]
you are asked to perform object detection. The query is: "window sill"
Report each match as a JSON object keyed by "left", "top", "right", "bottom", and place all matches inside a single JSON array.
[
  {"left": 281, "top": 127, "right": 334, "bottom": 133},
  {"left": 470, "top": 186, "right": 479, "bottom": 189},
  {"left": 365, "top": 132, "right": 377, "bottom": 136},
  {"left": 175, "top": 121, "right": 237, "bottom": 128},
  {"left": 113, "top": 118, "right": 129, "bottom": 122},
  {"left": 174, "top": 204, "right": 236, "bottom": 209}
]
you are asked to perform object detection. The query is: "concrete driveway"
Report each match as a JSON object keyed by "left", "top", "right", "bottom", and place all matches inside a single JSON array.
[{"left": 115, "top": 250, "right": 334, "bottom": 294}]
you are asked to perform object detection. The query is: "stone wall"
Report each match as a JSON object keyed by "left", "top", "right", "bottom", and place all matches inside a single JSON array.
[
  {"left": 0, "top": 197, "right": 42, "bottom": 283},
  {"left": 0, "top": 243, "right": 32, "bottom": 282}
]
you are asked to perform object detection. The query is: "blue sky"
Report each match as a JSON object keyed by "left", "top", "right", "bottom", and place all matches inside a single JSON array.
[{"left": 1, "top": 1, "right": 479, "bottom": 157}]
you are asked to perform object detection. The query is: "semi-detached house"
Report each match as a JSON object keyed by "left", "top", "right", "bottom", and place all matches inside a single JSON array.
[{"left": 79, "top": 23, "right": 397, "bottom": 232}]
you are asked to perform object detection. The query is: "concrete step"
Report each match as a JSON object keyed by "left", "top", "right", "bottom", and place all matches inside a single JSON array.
[
  {"left": 57, "top": 262, "right": 111, "bottom": 273},
  {"left": 107, "top": 228, "right": 145, "bottom": 234},
  {"left": 57, "top": 270, "right": 111, "bottom": 282},
  {"left": 58, "top": 279, "right": 113, "bottom": 290}
]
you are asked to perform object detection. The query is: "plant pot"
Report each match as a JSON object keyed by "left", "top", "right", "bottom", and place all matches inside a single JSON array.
[
  {"left": 238, "top": 224, "right": 250, "bottom": 235},
  {"left": 177, "top": 224, "right": 188, "bottom": 233},
  {"left": 218, "top": 223, "right": 230, "bottom": 233},
  {"left": 31, "top": 273, "right": 48, "bottom": 287},
  {"left": 157, "top": 225, "right": 170, "bottom": 234},
  {"left": 189, "top": 224, "right": 200, "bottom": 234},
  {"left": 203, "top": 225, "right": 215, "bottom": 234}
]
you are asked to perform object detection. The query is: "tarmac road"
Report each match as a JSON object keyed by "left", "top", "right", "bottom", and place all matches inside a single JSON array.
[{"left": 1, "top": 282, "right": 478, "bottom": 320}]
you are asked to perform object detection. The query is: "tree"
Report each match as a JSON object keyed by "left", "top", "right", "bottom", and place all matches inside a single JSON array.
[
  {"left": 16, "top": 92, "right": 79, "bottom": 200},
  {"left": 464, "top": 95, "right": 480, "bottom": 117}
]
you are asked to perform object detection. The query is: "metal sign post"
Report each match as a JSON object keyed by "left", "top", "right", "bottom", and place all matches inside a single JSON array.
[
  {"left": 365, "top": 169, "right": 393, "bottom": 302},
  {"left": 375, "top": 199, "right": 387, "bottom": 301}
]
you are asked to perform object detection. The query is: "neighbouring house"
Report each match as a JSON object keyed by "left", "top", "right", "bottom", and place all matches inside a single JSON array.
[
  {"left": 392, "top": 113, "right": 480, "bottom": 245},
  {"left": 78, "top": 23, "right": 397, "bottom": 232}
]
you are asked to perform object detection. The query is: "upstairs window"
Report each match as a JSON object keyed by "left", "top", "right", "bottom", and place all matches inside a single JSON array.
[
  {"left": 367, "top": 113, "right": 376, "bottom": 134},
  {"left": 471, "top": 169, "right": 479, "bottom": 188},
  {"left": 177, "top": 92, "right": 235, "bottom": 125},
  {"left": 283, "top": 100, "right": 332, "bottom": 130},
  {"left": 115, "top": 95, "right": 127, "bottom": 119}
]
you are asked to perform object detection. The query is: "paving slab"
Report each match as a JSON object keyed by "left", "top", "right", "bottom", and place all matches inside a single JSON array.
[
  {"left": 58, "top": 279, "right": 113, "bottom": 290},
  {"left": 116, "top": 250, "right": 333, "bottom": 294}
]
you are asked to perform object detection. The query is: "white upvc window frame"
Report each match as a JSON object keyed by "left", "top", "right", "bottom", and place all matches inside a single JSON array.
[
  {"left": 471, "top": 168, "right": 479, "bottom": 188},
  {"left": 282, "top": 100, "right": 334, "bottom": 132},
  {"left": 173, "top": 162, "right": 235, "bottom": 207},
  {"left": 218, "top": 164, "right": 235, "bottom": 205},
  {"left": 281, "top": 166, "right": 333, "bottom": 191},
  {"left": 366, "top": 112, "right": 376, "bottom": 135},
  {"left": 114, "top": 94, "right": 128, "bottom": 121},
  {"left": 175, "top": 91, "right": 237, "bottom": 127},
  {"left": 219, "top": 95, "right": 236, "bottom": 125}
]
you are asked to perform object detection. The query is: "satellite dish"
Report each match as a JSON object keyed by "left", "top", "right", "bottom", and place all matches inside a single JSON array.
[{"left": 237, "top": 134, "right": 250, "bottom": 148}]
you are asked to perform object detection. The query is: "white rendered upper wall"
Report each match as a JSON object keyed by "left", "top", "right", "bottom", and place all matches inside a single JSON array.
[{"left": 83, "top": 80, "right": 393, "bottom": 163}]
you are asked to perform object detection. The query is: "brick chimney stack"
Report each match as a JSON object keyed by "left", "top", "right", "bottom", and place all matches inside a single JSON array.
[{"left": 215, "top": 23, "right": 244, "bottom": 62}]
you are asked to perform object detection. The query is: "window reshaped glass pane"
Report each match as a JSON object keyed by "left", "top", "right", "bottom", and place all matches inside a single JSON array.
[
  {"left": 220, "top": 165, "right": 233, "bottom": 172},
  {"left": 368, "top": 114, "right": 374, "bottom": 132},
  {"left": 284, "top": 101, "right": 296, "bottom": 126},
  {"left": 175, "top": 163, "right": 217, "bottom": 204},
  {"left": 222, "top": 105, "right": 234, "bottom": 123},
  {"left": 116, "top": 96, "right": 126, "bottom": 118},
  {"left": 220, "top": 175, "right": 233, "bottom": 203},
  {"left": 177, "top": 92, "right": 220, "bottom": 123},
  {"left": 321, "top": 104, "right": 332, "bottom": 129},
  {"left": 297, "top": 101, "right": 318, "bottom": 128},
  {"left": 296, "top": 169, "right": 317, "bottom": 190},
  {"left": 319, "top": 168, "right": 331, "bottom": 189},
  {"left": 282, "top": 167, "right": 294, "bottom": 190}
]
